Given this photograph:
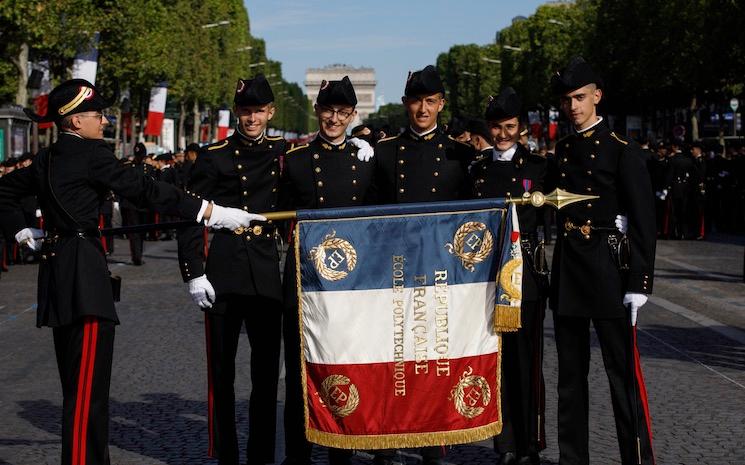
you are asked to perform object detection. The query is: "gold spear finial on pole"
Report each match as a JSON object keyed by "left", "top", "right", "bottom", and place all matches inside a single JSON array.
[{"left": 506, "top": 188, "right": 599, "bottom": 210}]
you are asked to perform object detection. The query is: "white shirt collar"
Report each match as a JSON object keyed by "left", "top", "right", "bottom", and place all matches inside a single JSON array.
[
  {"left": 410, "top": 124, "right": 438, "bottom": 137},
  {"left": 575, "top": 116, "right": 603, "bottom": 134},
  {"left": 236, "top": 127, "right": 264, "bottom": 141},
  {"left": 61, "top": 131, "right": 84, "bottom": 139},
  {"left": 493, "top": 144, "right": 517, "bottom": 162},
  {"left": 318, "top": 133, "right": 346, "bottom": 146}
]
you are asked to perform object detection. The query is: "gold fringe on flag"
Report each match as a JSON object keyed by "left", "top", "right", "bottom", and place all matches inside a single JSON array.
[{"left": 494, "top": 304, "right": 521, "bottom": 332}]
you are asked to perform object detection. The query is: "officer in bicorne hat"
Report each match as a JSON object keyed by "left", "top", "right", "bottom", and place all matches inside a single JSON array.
[
  {"left": 468, "top": 87, "right": 548, "bottom": 465},
  {"left": 177, "top": 74, "right": 286, "bottom": 465},
  {"left": 0, "top": 78, "right": 260, "bottom": 465},
  {"left": 278, "top": 75, "right": 375, "bottom": 465},
  {"left": 548, "top": 57, "right": 657, "bottom": 465}
]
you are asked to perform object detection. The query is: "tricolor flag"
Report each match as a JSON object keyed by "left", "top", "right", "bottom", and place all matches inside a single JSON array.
[
  {"left": 217, "top": 109, "right": 231, "bottom": 140},
  {"left": 294, "top": 199, "right": 522, "bottom": 449},
  {"left": 71, "top": 32, "right": 100, "bottom": 84},
  {"left": 144, "top": 82, "right": 168, "bottom": 137}
]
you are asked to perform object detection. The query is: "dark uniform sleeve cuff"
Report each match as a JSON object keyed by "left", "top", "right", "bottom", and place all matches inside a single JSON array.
[{"left": 627, "top": 272, "right": 653, "bottom": 294}]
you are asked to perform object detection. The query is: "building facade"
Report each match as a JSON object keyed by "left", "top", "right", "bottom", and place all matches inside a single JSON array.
[{"left": 305, "top": 65, "right": 376, "bottom": 130}]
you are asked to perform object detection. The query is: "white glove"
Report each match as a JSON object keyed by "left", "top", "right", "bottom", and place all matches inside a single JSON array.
[
  {"left": 15, "top": 227, "right": 45, "bottom": 251},
  {"left": 623, "top": 292, "right": 648, "bottom": 326},
  {"left": 349, "top": 137, "right": 374, "bottom": 162},
  {"left": 112, "top": 201, "right": 120, "bottom": 215},
  {"left": 656, "top": 189, "right": 667, "bottom": 201},
  {"left": 35, "top": 208, "right": 43, "bottom": 218},
  {"left": 205, "top": 203, "right": 266, "bottom": 230},
  {"left": 614, "top": 214, "right": 628, "bottom": 234},
  {"left": 188, "top": 275, "right": 216, "bottom": 308}
]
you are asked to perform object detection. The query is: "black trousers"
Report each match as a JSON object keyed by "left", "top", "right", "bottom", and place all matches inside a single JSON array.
[
  {"left": 282, "top": 297, "right": 352, "bottom": 465},
  {"left": 553, "top": 313, "right": 655, "bottom": 465},
  {"left": 53, "top": 316, "right": 115, "bottom": 465},
  {"left": 494, "top": 300, "right": 546, "bottom": 457},
  {"left": 120, "top": 208, "right": 147, "bottom": 263},
  {"left": 204, "top": 295, "right": 281, "bottom": 465}
]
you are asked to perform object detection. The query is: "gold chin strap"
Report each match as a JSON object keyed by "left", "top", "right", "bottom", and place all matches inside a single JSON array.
[{"left": 58, "top": 87, "right": 93, "bottom": 115}]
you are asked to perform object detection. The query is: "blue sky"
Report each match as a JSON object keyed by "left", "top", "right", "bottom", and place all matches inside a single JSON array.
[{"left": 245, "top": 0, "right": 547, "bottom": 107}]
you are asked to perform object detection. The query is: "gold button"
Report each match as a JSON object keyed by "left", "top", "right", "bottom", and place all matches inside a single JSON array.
[
  {"left": 586, "top": 219, "right": 592, "bottom": 225},
  {"left": 241, "top": 176, "right": 247, "bottom": 181},
  {"left": 243, "top": 191, "right": 248, "bottom": 196},
  {"left": 243, "top": 206, "right": 248, "bottom": 210},
  {"left": 272, "top": 188, "right": 277, "bottom": 192},
  {"left": 235, "top": 150, "right": 240, "bottom": 155},
  {"left": 271, "top": 171, "right": 276, "bottom": 176},
  {"left": 437, "top": 143, "right": 443, "bottom": 149},
  {"left": 565, "top": 143, "right": 569, "bottom": 148},
  {"left": 586, "top": 203, "right": 592, "bottom": 208},
  {"left": 563, "top": 158, "right": 568, "bottom": 162},
  {"left": 436, "top": 157, "right": 441, "bottom": 162},
  {"left": 351, "top": 153, "right": 355, "bottom": 158},
  {"left": 352, "top": 179, "right": 357, "bottom": 185},
  {"left": 399, "top": 188, "right": 405, "bottom": 193},
  {"left": 595, "top": 140, "right": 600, "bottom": 145},
  {"left": 561, "top": 173, "right": 566, "bottom": 177},
  {"left": 237, "top": 164, "right": 243, "bottom": 169},
  {"left": 398, "top": 159, "right": 404, "bottom": 165},
  {"left": 586, "top": 170, "right": 592, "bottom": 175},
  {"left": 590, "top": 154, "right": 596, "bottom": 159},
  {"left": 274, "top": 158, "right": 278, "bottom": 162},
  {"left": 352, "top": 196, "right": 357, "bottom": 201},
  {"left": 268, "top": 144, "right": 273, "bottom": 149},
  {"left": 511, "top": 177, "right": 516, "bottom": 182},
  {"left": 315, "top": 167, "right": 321, "bottom": 173},
  {"left": 319, "top": 196, "right": 325, "bottom": 203},
  {"left": 434, "top": 172, "right": 439, "bottom": 177},
  {"left": 586, "top": 187, "right": 592, "bottom": 192},
  {"left": 351, "top": 165, "right": 356, "bottom": 171},
  {"left": 431, "top": 187, "right": 437, "bottom": 193},
  {"left": 317, "top": 181, "right": 323, "bottom": 187},
  {"left": 400, "top": 146, "right": 406, "bottom": 150},
  {"left": 399, "top": 174, "right": 405, "bottom": 179},
  {"left": 477, "top": 192, "right": 482, "bottom": 197},
  {"left": 313, "top": 153, "right": 319, "bottom": 159}
]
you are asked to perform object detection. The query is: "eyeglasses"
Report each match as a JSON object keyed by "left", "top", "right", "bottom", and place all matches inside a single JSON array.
[
  {"left": 77, "top": 112, "right": 106, "bottom": 120},
  {"left": 318, "top": 106, "right": 354, "bottom": 121}
]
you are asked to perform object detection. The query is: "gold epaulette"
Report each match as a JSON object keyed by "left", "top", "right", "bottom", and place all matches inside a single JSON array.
[
  {"left": 207, "top": 139, "right": 230, "bottom": 151},
  {"left": 610, "top": 132, "right": 629, "bottom": 145},
  {"left": 285, "top": 143, "right": 309, "bottom": 155}
]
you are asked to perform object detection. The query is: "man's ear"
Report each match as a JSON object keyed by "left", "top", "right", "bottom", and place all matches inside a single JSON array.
[
  {"left": 594, "top": 87, "right": 603, "bottom": 105},
  {"left": 267, "top": 104, "right": 276, "bottom": 121}
]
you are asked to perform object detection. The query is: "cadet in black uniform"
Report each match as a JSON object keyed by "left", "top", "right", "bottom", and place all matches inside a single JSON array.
[
  {"left": 0, "top": 79, "right": 259, "bottom": 465},
  {"left": 467, "top": 88, "right": 547, "bottom": 465},
  {"left": 120, "top": 142, "right": 154, "bottom": 264},
  {"left": 665, "top": 142, "right": 696, "bottom": 239},
  {"left": 372, "top": 65, "right": 473, "bottom": 465},
  {"left": 649, "top": 143, "right": 670, "bottom": 238},
  {"left": 279, "top": 76, "right": 375, "bottom": 465},
  {"left": 689, "top": 141, "right": 707, "bottom": 240},
  {"left": 549, "top": 57, "right": 656, "bottom": 465},
  {"left": 177, "top": 75, "right": 285, "bottom": 465}
]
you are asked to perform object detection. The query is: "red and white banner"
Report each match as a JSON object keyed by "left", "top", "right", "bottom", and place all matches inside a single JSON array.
[
  {"left": 144, "top": 83, "right": 167, "bottom": 137},
  {"left": 216, "top": 109, "right": 231, "bottom": 140}
]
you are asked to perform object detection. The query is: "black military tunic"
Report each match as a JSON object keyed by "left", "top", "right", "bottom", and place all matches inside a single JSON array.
[
  {"left": 176, "top": 131, "right": 285, "bottom": 464},
  {"left": 548, "top": 121, "right": 657, "bottom": 465},
  {"left": 372, "top": 126, "right": 472, "bottom": 204},
  {"left": 279, "top": 135, "right": 375, "bottom": 463},
  {"left": 470, "top": 143, "right": 548, "bottom": 459},
  {"left": 550, "top": 122, "right": 656, "bottom": 317},
  {"left": 665, "top": 151, "right": 697, "bottom": 239}
]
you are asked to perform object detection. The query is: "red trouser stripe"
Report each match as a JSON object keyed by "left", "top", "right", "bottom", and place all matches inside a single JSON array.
[
  {"left": 633, "top": 327, "right": 655, "bottom": 464},
  {"left": 72, "top": 318, "right": 98, "bottom": 465},
  {"left": 98, "top": 214, "right": 108, "bottom": 253},
  {"left": 79, "top": 319, "right": 98, "bottom": 465},
  {"left": 205, "top": 314, "right": 215, "bottom": 457}
]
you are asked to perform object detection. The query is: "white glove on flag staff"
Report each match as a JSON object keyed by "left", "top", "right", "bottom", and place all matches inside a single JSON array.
[
  {"left": 188, "top": 275, "right": 215, "bottom": 308},
  {"left": 623, "top": 292, "right": 648, "bottom": 326},
  {"left": 615, "top": 214, "right": 628, "bottom": 234},
  {"left": 349, "top": 137, "right": 374, "bottom": 162},
  {"left": 204, "top": 203, "right": 266, "bottom": 230},
  {"left": 15, "top": 227, "right": 45, "bottom": 251}
]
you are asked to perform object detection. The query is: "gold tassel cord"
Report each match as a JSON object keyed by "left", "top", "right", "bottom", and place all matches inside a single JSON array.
[{"left": 494, "top": 304, "right": 521, "bottom": 333}]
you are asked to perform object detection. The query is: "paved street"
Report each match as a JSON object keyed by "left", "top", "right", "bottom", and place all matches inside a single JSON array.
[{"left": 1, "top": 234, "right": 744, "bottom": 465}]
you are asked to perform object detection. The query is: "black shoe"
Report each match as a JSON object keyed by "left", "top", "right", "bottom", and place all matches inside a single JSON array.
[
  {"left": 497, "top": 452, "right": 517, "bottom": 465},
  {"left": 132, "top": 258, "right": 144, "bottom": 266},
  {"left": 517, "top": 453, "right": 540, "bottom": 465}
]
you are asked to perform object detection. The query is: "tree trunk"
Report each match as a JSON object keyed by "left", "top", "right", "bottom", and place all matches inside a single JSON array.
[
  {"left": 192, "top": 100, "right": 200, "bottom": 143},
  {"left": 114, "top": 108, "right": 122, "bottom": 158},
  {"left": 178, "top": 101, "right": 187, "bottom": 149},
  {"left": 690, "top": 95, "right": 699, "bottom": 142},
  {"left": 13, "top": 43, "right": 29, "bottom": 106}
]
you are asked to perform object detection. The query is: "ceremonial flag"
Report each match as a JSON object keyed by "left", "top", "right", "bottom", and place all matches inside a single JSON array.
[
  {"left": 294, "top": 199, "right": 522, "bottom": 449},
  {"left": 144, "top": 82, "right": 168, "bottom": 137},
  {"left": 217, "top": 109, "right": 231, "bottom": 140},
  {"left": 71, "top": 32, "right": 100, "bottom": 84}
]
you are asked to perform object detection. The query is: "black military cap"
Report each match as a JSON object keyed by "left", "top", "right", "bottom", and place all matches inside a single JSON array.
[
  {"left": 154, "top": 152, "right": 173, "bottom": 161},
  {"left": 133, "top": 142, "right": 148, "bottom": 161},
  {"left": 24, "top": 78, "right": 117, "bottom": 123},
  {"left": 316, "top": 76, "right": 357, "bottom": 107},
  {"left": 485, "top": 87, "right": 522, "bottom": 122},
  {"left": 551, "top": 56, "right": 603, "bottom": 95},
  {"left": 404, "top": 65, "right": 445, "bottom": 97},
  {"left": 690, "top": 140, "right": 704, "bottom": 150},
  {"left": 447, "top": 116, "right": 469, "bottom": 138},
  {"left": 234, "top": 74, "right": 274, "bottom": 106},
  {"left": 467, "top": 118, "right": 492, "bottom": 142},
  {"left": 185, "top": 142, "right": 200, "bottom": 153}
]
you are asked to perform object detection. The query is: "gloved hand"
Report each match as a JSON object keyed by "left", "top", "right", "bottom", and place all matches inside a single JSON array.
[
  {"left": 35, "top": 208, "right": 43, "bottom": 218},
  {"left": 15, "top": 227, "right": 45, "bottom": 251},
  {"left": 614, "top": 214, "right": 628, "bottom": 234},
  {"left": 349, "top": 137, "right": 375, "bottom": 162},
  {"left": 623, "top": 292, "right": 648, "bottom": 326},
  {"left": 205, "top": 203, "right": 266, "bottom": 230},
  {"left": 112, "top": 201, "right": 120, "bottom": 215},
  {"left": 188, "top": 275, "right": 216, "bottom": 308},
  {"left": 656, "top": 189, "right": 667, "bottom": 201}
]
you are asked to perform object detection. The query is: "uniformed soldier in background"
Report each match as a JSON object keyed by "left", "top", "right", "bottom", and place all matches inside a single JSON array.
[
  {"left": 649, "top": 142, "right": 670, "bottom": 238},
  {"left": 467, "top": 87, "right": 547, "bottom": 465},
  {"left": 372, "top": 65, "right": 473, "bottom": 465},
  {"left": 177, "top": 74, "right": 285, "bottom": 465},
  {"left": 689, "top": 141, "right": 707, "bottom": 240},
  {"left": 665, "top": 141, "right": 695, "bottom": 239},
  {"left": 0, "top": 78, "right": 259, "bottom": 465},
  {"left": 120, "top": 142, "right": 154, "bottom": 264},
  {"left": 279, "top": 76, "right": 375, "bottom": 465},
  {"left": 549, "top": 57, "right": 656, "bottom": 465}
]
